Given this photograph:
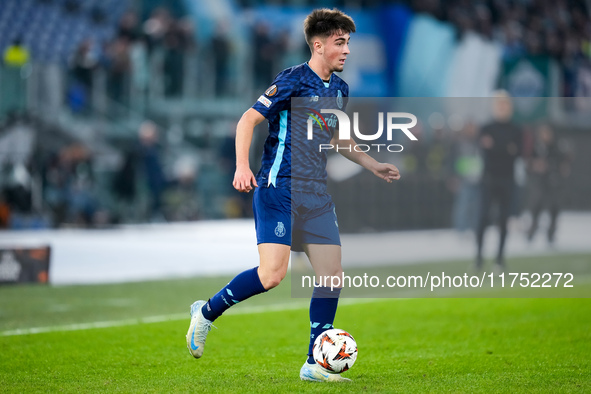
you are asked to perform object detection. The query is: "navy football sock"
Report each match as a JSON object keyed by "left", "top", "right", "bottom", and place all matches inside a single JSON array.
[
  {"left": 307, "top": 286, "right": 341, "bottom": 364},
  {"left": 201, "top": 267, "right": 267, "bottom": 322}
]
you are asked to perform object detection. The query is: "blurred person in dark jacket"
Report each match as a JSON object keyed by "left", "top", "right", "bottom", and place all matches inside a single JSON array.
[
  {"left": 163, "top": 21, "right": 190, "bottom": 97},
  {"left": 211, "top": 23, "right": 231, "bottom": 97},
  {"left": 69, "top": 39, "right": 98, "bottom": 113},
  {"left": 475, "top": 91, "right": 523, "bottom": 271},
  {"left": 252, "top": 22, "right": 275, "bottom": 90},
  {"left": 138, "top": 121, "right": 167, "bottom": 221},
  {"left": 526, "top": 124, "right": 572, "bottom": 244},
  {"left": 104, "top": 37, "right": 131, "bottom": 106}
]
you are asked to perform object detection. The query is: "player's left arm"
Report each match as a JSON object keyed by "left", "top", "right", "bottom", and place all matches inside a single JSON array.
[
  {"left": 331, "top": 136, "right": 400, "bottom": 183},
  {"left": 333, "top": 85, "right": 399, "bottom": 182}
]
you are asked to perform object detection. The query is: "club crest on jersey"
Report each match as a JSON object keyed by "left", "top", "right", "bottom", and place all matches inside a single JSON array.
[
  {"left": 265, "top": 84, "right": 278, "bottom": 97},
  {"left": 337, "top": 90, "right": 343, "bottom": 109},
  {"left": 274, "top": 222, "right": 286, "bottom": 237}
]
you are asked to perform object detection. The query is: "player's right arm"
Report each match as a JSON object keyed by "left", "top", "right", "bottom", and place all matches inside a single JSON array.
[{"left": 233, "top": 108, "right": 265, "bottom": 193}]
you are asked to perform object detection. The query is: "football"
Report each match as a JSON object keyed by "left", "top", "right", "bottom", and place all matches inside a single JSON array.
[{"left": 312, "top": 328, "right": 358, "bottom": 374}]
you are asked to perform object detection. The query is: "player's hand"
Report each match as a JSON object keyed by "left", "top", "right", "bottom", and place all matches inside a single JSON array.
[
  {"left": 372, "top": 163, "right": 400, "bottom": 183},
  {"left": 233, "top": 167, "right": 258, "bottom": 192}
]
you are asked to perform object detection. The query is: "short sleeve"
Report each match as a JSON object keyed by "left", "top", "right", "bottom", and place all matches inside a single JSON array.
[{"left": 251, "top": 70, "right": 298, "bottom": 120}]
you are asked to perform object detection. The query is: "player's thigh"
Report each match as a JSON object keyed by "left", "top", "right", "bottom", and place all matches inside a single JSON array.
[
  {"left": 253, "top": 186, "right": 292, "bottom": 246},
  {"left": 302, "top": 243, "right": 343, "bottom": 278},
  {"left": 258, "top": 243, "right": 291, "bottom": 277},
  {"left": 293, "top": 191, "right": 340, "bottom": 252}
]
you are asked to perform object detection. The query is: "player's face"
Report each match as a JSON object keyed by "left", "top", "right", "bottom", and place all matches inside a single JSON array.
[{"left": 321, "top": 32, "right": 350, "bottom": 73}]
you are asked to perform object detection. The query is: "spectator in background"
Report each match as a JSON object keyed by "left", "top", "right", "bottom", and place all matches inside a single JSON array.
[
  {"left": 104, "top": 36, "right": 131, "bottom": 108},
  {"left": 218, "top": 127, "right": 251, "bottom": 218},
  {"left": 143, "top": 7, "right": 172, "bottom": 54},
  {"left": 137, "top": 121, "right": 167, "bottom": 221},
  {"left": 1, "top": 162, "right": 32, "bottom": 218},
  {"left": 167, "top": 155, "right": 199, "bottom": 221},
  {"left": 111, "top": 147, "right": 138, "bottom": 222},
  {"left": 252, "top": 22, "right": 275, "bottom": 90},
  {"left": 61, "top": 144, "right": 97, "bottom": 227},
  {"left": 501, "top": 22, "right": 526, "bottom": 60},
  {"left": 211, "top": 23, "right": 231, "bottom": 97},
  {"left": 0, "top": 190, "right": 9, "bottom": 228},
  {"left": 164, "top": 20, "right": 193, "bottom": 97},
  {"left": 3, "top": 37, "right": 29, "bottom": 67},
  {"left": 115, "top": 10, "right": 152, "bottom": 114},
  {"left": 163, "top": 21, "right": 187, "bottom": 97},
  {"left": 474, "top": 4, "right": 493, "bottom": 39},
  {"left": 2, "top": 38, "right": 30, "bottom": 113},
  {"left": 129, "top": 34, "right": 150, "bottom": 115},
  {"left": 419, "top": 0, "right": 591, "bottom": 97},
  {"left": 273, "top": 29, "right": 291, "bottom": 73},
  {"left": 43, "top": 153, "right": 69, "bottom": 226},
  {"left": 526, "top": 124, "right": 572, "bottom": 245},
  {"left": 118, "top": 10, "right": 141, "bottom": 41},
  {"left": 42, "top": 144, "right": 97, "bottom": 227},
  {"left": 68, "top": 39, "right": 98, "bottom": 113},
  {"left": 475, "top": 91, "right": 523, "bottom": 272}
]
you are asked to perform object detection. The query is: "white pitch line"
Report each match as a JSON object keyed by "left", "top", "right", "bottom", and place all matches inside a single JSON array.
[{"left": 0, "top": 298, "right": 399, "bottom": 337}]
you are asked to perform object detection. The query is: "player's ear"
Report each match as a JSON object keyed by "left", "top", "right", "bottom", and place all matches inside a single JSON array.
[{"left": 313, "top": 39, "right": 323, "bottom": 55}]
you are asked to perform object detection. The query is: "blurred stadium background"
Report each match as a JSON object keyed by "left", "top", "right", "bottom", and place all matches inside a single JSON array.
[{"left": 0, "top": 0, "right": 591, "bottom": 284}]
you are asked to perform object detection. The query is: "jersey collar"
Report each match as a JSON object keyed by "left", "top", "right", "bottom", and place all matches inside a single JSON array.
[{"left": 305, "top": 62, "right": 332, "bottom": 88}]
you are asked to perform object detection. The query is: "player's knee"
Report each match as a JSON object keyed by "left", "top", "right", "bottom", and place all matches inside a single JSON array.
[
  {"left": 332, "top": 267, "right": 344, "bottom": 278},
  {"left": 322, "top": 267, "right": 344, "bottom": 279},
  {"left": 260, "top": 270, "right": 286, "bottom": 290}
]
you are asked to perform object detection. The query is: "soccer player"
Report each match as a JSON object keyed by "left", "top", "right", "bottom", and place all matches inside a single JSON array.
[{"left": 186, "top": 8, "right": 400, "bottom": 382}]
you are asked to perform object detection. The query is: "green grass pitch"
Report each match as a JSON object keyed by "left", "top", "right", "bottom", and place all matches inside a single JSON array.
[{"left": 1, "top": 254, "right": 590, "bottom": 393}]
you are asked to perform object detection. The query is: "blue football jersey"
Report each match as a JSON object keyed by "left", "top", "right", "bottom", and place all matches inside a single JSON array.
[{"left": 251, "top": 62, "right": 349, "bottom": 193}]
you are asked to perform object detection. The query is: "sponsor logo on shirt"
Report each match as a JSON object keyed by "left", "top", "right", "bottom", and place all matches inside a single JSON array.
[{"left": 258, "top": 95, "right": 272, "bottom": 108}]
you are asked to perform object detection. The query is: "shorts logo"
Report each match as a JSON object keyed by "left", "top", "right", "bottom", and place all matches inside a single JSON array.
[
  {"left": 334, "top": 207, "right": 339, "bottom": 228},
  {"left": 265, "top": 84, "right": 278, "bottom": 97},
  {"left": 258, "top": 95, "right": 272, "bottom": 108},
  {"left": 274, "top": 222, "right": 286, "bottom": 237}
]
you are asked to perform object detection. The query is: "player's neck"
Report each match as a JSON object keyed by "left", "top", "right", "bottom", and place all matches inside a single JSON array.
[{"left": 307, "top": 58, "right": 332, "bottom": 82}]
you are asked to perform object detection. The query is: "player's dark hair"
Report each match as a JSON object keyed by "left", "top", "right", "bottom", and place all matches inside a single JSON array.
[{"left": 303, "top": 8, "right": 356, "bottom": 49}]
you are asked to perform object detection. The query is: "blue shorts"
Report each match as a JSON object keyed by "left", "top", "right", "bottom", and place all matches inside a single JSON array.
[{"left": 252, "top": 186, "right": 341, "bottom": 252}]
